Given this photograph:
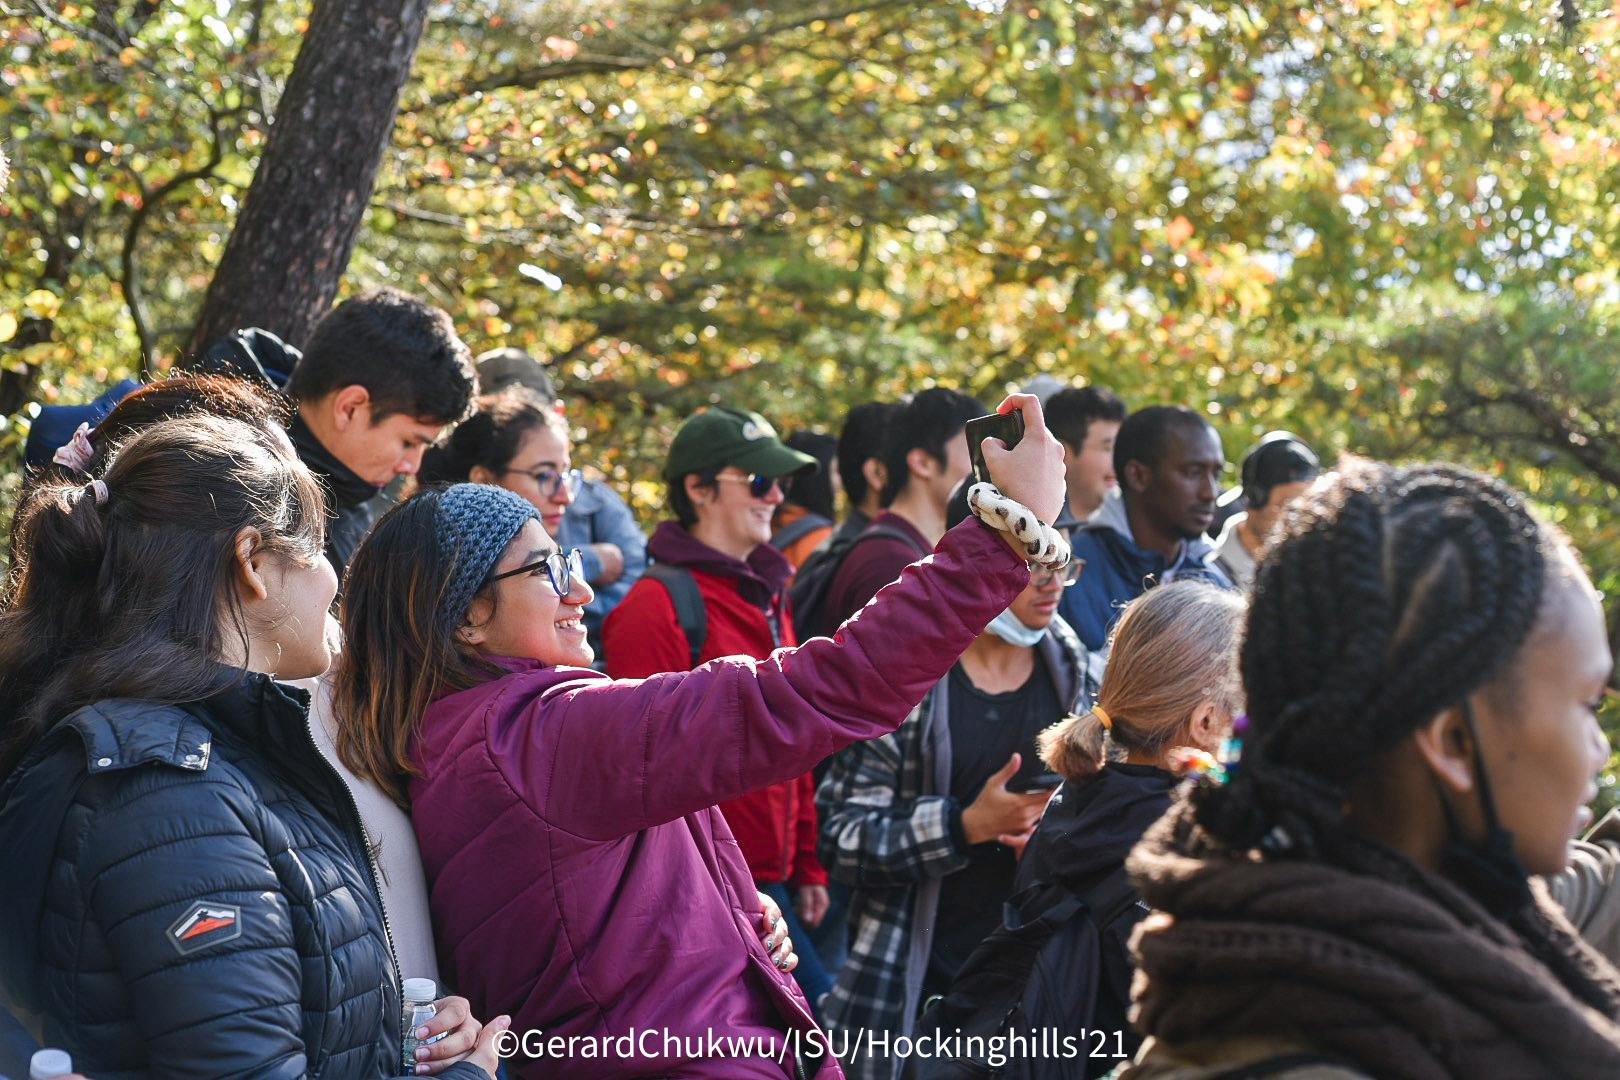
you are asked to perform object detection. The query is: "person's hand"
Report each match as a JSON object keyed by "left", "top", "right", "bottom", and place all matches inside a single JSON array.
[
  {"left": 468, "top": 1014, "right": 513, "bottom": 1079},
  {"left": 961, "top": 753, "right": 1052, "bottom": 846},
  {"left": 999, "top": 826, "right": 1036, "bottom": 861},
  {"left": 589, "top": 542, "right": 625, "bottom": 585},
  {"left": 758, "top": 890, "right": 799, "bottom": 973},
  {"left": 979, "top": 393, "right": 1066, "bottom": 527},
  {"left": 795, "top": 883, "right": 830, "bottom": 929},
  {"left": 412, "top": 995, "right": 488, "bottom": 1075}
]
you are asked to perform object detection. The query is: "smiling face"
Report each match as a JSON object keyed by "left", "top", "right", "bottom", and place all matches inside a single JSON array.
[
  {"left": 460, "top": 519, "right": 595, "bottom": 667},
  {"left": 493, "top": 423, "right": 574, "bottom": 537},
  {"left": 1475, "top": 562, "right": 1613, "bottom": 876},
  {"left": 688, "top": 466, "right": 786, "bottom": 560}
]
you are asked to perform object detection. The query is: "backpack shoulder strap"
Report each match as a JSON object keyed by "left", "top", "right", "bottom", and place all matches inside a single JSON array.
[
  {"left": 642, "top": 563, "right": 707, "bottom": 668},
  {"left": 771, "top": 513, "right": 833, "bottom": 553},
  {"left": 1079, "top": 864, "right": 1142, "bottom": 932}
]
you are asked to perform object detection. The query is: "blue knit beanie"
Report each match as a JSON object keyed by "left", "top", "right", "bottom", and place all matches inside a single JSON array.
[{"left": 433, "top": 483, "right": 541, "bottom": 631}]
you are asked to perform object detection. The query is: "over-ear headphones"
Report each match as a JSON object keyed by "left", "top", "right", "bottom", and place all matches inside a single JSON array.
[{"left": 1240, "top": 431, "right": 1320, "bottom": 510}]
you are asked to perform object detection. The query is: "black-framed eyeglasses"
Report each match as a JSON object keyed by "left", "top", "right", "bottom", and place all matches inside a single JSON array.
[
  {"left": 489, "top": 547, "right": 587, "bottom": 597},
  {"left": 500, "top": 465, "right": 582, "bottom": 499},
  {"left": 715, "top": 472, "right": 788, "bottom": 499},
  {"left": 1030, "top": 558, "right": 1084, "bottom": 588}
]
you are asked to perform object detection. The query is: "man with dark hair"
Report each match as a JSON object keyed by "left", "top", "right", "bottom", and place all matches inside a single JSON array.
[
  {"left": 820, "top": 388, "right": 986, "bottom": 631},
  {"left": 1043, "top": 385, "right": 1128, "bottom": 525},
  {"left": 1212, "top": 431, "right": 1321, "bottom": 590},
  {"left": 1060, "top": 405, "right": 1232, "bottom": 655},
  {"left": 833, "top": 401, "right": 900, "bottom": 544},
  {"left": 287, "top": 286, "right": 478, "bottom": 578}
]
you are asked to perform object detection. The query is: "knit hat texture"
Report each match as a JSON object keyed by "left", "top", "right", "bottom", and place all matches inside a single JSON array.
[{"left": 434, "top": 483, "right": 540, "bottom": 630}]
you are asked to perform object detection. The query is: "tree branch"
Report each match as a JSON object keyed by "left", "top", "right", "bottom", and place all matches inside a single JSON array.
[
  {"left": 120, "top": 112, "right": 226, "bottom": 374},
  {"left": 427, "top": 0, "right": 918, "bottom": 105}
]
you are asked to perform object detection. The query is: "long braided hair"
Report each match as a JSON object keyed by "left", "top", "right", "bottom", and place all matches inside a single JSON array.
[
  {"left": 1192, "top": 458, "right": 1549, "bottom": 864},
  {"left": 1155, "top": 457, "right": 1620, "bottom": 1028}
]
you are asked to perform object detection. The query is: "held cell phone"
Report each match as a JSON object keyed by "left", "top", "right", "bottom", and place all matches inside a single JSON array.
[
  {"left": 964, "top": 409, "right": 1025, "bottom": 488},
  {"left": 1007, "top": 771, "right": 1064, "bottom": 794}
]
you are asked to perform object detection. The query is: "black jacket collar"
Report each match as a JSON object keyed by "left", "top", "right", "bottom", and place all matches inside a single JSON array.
[{"left": 288, "top": 411, "right": 382, "bottom": 512}]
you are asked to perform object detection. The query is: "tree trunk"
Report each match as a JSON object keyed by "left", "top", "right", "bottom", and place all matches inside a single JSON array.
[{"left": 187, "top": 0, "right": 429, "bottom": 355}]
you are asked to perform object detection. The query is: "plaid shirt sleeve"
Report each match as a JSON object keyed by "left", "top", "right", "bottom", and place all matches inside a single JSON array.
[{"left": 816, "top": 712, "right": 970, "bottom": 889}]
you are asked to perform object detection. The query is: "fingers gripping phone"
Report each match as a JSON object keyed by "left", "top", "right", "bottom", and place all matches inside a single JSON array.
[
  {"left": 1007, "top": 771, "right": 1064, "bottom": 794},
  {"left": 965, "top": 409, "right": 1025, "bottom": 487}
]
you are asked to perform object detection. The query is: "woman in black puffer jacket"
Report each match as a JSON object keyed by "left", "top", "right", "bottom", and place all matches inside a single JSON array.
[{"left": 0, "top": 414, "right": 506, "bottom": 1080}]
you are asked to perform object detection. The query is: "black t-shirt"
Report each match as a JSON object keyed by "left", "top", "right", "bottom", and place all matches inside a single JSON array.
[{"left": 922, "top": 651, "right": 1061, "bottom": 1002}]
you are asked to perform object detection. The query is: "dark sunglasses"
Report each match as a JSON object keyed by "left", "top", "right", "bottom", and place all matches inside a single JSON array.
[
  {"left": 488, "top": 547, "right": 586, "bottom": 597},
  {"left": 500, "top": 465, "right": 582, "bottom": 499},
  {"left": 715, "top": 472, "right": 789, "bottom": 499}
]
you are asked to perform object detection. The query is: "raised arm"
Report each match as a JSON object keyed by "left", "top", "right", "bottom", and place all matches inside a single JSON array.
[{"left": 514, "top": 394, "right": 1065, "bottom": 840}]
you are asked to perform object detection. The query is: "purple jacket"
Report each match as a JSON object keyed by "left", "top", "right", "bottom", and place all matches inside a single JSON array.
[{"left": 409, "top": 519, "right": 1027, "bottom": 1078}]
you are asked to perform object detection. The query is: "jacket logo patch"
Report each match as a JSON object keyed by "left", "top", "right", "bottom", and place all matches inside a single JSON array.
[{"left": 167, "top": 902, "right": 242, "bottom": 955}]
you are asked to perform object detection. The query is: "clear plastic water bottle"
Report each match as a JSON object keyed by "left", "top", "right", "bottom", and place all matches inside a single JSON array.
[
  {"left": 401, "top": 977, "right": 438, "bottom": 1073},
  {"left": 29, "top": 1049, "right": 73, "bottom": 1080}
]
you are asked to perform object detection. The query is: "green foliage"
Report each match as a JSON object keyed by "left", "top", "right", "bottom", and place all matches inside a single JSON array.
[{"left": 6, "top": 1, "right": 1620, "bottom": 763}]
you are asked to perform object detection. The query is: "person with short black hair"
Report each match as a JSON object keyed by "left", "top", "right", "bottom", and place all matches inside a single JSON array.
[
  {"left": 820, "top": 388, "right": 985, "bottom": 632},
  {"left": 1060, "top": 405, "right": 1231, "bottom": 655},
  {"left": 1044, "top": 385, "right": 1128, "bottom": 524},
  {"left": 286, "top": 287, "right": 478, "bottom": 579},
  {"left": 1211, "top": 432, "right": 1321, "bottom": 590},
  {"left": 833, "top": 401, "right": 899, "bottom": 544},
  {"left": 1120, "top": 461, "right": 1620, "bottom": 1079}
]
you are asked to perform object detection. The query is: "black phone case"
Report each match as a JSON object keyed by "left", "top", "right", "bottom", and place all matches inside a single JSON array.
[{"left": 965, "top": 411, "right": 1025, "bottom": 487}]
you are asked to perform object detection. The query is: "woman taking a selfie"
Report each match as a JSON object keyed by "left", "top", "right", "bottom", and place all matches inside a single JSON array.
[
  {"left": 1121, "top": 461, "right": 1620, "bottom": 1079},
  {"left": 333, "top": 396, "right": 1067, "bottom": 1079}
]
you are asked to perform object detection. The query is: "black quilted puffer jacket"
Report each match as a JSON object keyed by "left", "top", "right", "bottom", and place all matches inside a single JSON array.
[{"left": 0, "top": 672, "right": 489, "bottom": 1080}]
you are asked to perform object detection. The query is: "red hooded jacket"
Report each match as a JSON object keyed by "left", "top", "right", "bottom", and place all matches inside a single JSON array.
[{"left": 604, "top": 522, "right": 828, "bottom": 887}]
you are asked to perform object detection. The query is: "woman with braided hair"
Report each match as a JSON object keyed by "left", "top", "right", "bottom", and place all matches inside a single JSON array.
[{"left": 1120, "top": 460, "right": 1620, "bottom": 1080}]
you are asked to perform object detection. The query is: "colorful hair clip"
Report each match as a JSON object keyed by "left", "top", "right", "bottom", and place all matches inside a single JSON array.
[{"left": 1168, "top": 747, "right": 1228, "bottom": 786}]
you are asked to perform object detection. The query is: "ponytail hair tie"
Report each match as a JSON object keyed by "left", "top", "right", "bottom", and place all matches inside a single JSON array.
[
  {"left": 85, "top": 479, "right": 108, "bottom": 507},
  {"left": 1092, "top": 705, "right": 1112, "bottom": 731},
  {"left": 52, "top": 421, "right": 95, "bottom": 473}
]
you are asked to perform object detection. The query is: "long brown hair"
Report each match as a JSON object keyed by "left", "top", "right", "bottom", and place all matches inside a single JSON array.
[
  {"left": 333, "top": 489, "right": 507, "bottom": 807},
  {"left": 1040, "top": 580, "right": 1244, "bottom": 782},
  {"left": 0, "top": 415, "right": 326, "bottom": 776}
]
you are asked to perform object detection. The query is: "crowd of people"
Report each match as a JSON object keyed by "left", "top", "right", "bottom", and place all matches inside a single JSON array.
[{"left": 0, "top": 280, "right": 1616, "bottom": 1080}]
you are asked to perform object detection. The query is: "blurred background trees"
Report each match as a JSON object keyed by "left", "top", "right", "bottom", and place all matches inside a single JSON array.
[{"left": 4, "top": 2, "right": 1619, "bottom": 665}]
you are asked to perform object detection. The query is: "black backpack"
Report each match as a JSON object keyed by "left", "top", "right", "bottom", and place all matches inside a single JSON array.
[
  {"left": 907, "top": 867, "right": 1146, "bottom": 1080},
  {"left": 786, "top": 523, "right": 927, "bottom": 640}
]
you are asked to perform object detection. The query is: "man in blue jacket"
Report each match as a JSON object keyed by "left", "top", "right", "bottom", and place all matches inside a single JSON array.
[{"left": 1060, "top": 405, "right": 1233, "bottom": 658}]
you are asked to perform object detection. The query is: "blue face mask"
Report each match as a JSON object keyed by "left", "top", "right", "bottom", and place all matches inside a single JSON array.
[{"left": 987, "top": 608, "right": 1048, "bottom": 648}]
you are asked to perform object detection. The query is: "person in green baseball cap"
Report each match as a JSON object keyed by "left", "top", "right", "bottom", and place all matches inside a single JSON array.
[{"left": 603, "top": 404, "right": 838, "bottom": 1015}]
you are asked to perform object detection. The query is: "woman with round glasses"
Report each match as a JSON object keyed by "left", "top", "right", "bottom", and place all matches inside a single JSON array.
[
  {"left": 330, "top": 395, "right": 1068, "bottom": 1078},
  {"left": 816, "top": 479, "right": 1096, "bottom": 1078},
  {"left": 418, "top": 386, "right": 580, "bottom": 536}
]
